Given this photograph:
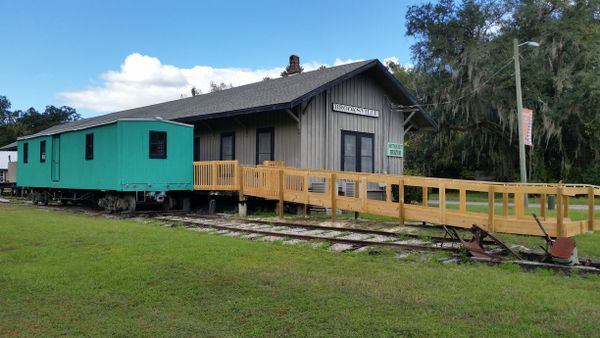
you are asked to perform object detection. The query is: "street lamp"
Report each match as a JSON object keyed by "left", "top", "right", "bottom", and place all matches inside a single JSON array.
[{"left": 514, "top": 38, "right": 540, "bottom": 206}]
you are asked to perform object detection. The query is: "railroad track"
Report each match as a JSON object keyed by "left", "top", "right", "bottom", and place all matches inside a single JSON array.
[
  {"left": 157, "top": 215, "right": 600, "bottom": 274},
  {"left": 198, "top": 216, "right": 500, "bottom": 245},
  {"left": 156, "top": 215, "right": 462, "bottom": 253}
]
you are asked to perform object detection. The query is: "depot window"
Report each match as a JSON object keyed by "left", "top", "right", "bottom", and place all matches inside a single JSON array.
[
  {"left": 220, "top": 132, "right": 235, "bottom": 160},
  {"left": 256, "top": 128, "right": 274, "bottom": 164},
  {"left": 149, "top": 131, "right": 167, "bottom": 159}
]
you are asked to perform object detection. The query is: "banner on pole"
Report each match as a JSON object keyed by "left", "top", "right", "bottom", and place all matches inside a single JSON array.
[{"left": 522, "top": 108, "right": 533, "bottom": 147}]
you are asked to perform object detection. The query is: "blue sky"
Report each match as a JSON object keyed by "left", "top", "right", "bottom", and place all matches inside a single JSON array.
[{"left": 1, "top": 0, "right": 427, "bottom": 118}]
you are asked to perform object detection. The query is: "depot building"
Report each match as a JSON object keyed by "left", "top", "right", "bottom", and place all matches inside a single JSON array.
[{"left": 13, "top": 55, "right": 435, "bottom": 174}]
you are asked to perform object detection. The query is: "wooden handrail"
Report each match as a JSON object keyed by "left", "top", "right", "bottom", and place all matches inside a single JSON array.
[{"left": 192, "top": 161, "right": 597, "bottom": 237}]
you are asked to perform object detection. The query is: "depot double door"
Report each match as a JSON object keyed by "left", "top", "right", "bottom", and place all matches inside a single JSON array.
[{"left": 341, "top": 131, "right": 374, "bottom": 173}]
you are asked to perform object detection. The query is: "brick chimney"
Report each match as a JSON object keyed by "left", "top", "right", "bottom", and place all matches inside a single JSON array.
[{"left": 282, "top": 54, "right": 303, "bottom": 77}]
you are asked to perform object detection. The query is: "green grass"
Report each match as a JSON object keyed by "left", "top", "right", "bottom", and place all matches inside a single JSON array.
[{"left": 1, "top": 204, "right": 600, "bottom": 337}]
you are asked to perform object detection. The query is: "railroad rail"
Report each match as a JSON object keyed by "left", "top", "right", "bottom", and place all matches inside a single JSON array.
[
  {"left": 193, "top": 161, "right": 600, "bottom": 237},
  {"left": 156, "top": 215, "right": 459, "bottom": 253}
]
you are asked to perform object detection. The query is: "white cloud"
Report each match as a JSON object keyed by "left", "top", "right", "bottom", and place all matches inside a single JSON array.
[
  {"left": 59, "top": 53, "right": 363, "bottom": 115},
  {"left": 382, "top": 56, "right": 414, "bottom": 73},
  {"left": 383, "top": 56, "right": 399, "bottom": 65}
]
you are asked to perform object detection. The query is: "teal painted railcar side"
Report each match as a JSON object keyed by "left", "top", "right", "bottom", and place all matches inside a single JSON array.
[
  {"left": 118, "top": 120, "right": 193, "bottom": 192},
  {"left": 17, "top": 123, "right": 120, "bottom": 190},
  {"left": 17, "top": 119, "right": 193, "bottom": 192}
]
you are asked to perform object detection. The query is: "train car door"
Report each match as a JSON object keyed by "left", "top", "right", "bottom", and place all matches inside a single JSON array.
[{"left": 51, "top": 135, "right": 60, "bottom": 181}]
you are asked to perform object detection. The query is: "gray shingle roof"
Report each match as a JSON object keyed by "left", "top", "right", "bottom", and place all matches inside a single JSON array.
[{"left": 19, "top": 59, "right": 435, "bottom": 140}]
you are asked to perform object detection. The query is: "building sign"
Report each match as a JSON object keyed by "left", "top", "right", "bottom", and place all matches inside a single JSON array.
[
  {"left": 332, "top": 103, "right": 379, "bottom": 118},
  {"left": 387, "top": 143, "right": 403, "bottom": 158},
  {"left": 522, "top": 108, "right": 533, "bottom": 147}
]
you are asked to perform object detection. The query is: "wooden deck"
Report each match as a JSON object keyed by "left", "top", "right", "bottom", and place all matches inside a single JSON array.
[{"left": 193, "top": 160, "right": 600, "bottom": 237}]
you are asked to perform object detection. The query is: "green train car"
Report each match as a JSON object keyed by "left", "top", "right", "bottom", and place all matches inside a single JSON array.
[{"left": 17, "top": 118, "right": 193, "bottom": 211}]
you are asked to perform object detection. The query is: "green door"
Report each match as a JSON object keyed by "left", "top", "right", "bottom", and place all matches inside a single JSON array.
[{"left": 51, "top": 135, "right": 60, "bottom": 181}]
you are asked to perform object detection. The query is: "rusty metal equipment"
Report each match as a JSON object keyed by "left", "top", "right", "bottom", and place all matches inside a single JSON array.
[
  {"left": 443, "top": 224, "right": 522, "bottom": 260},
  {"left": 532, "top": 213, "right": 578, "bottom": 265}
]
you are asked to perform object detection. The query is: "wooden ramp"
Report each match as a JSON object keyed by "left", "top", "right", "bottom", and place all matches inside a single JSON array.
[{"left": 193, "top": 160, "right": 600, "bottom": 237}]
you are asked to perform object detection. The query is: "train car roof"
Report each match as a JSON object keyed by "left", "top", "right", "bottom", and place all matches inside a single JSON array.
[
  {"left": 16, "top": 118, "right": 193, "bottom": 141},
  {"left": 17, "top": 59, "right": 436, "bottom": 140}
]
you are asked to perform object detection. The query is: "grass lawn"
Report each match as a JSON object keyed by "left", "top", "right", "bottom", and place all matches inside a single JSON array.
[{"left": 1, "top": 204, "right": 600, "bottom": 337}]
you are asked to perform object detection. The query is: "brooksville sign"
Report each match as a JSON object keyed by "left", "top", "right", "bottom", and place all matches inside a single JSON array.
[{"left": 332, "top": 103, "right": 380, "bottom": 118}]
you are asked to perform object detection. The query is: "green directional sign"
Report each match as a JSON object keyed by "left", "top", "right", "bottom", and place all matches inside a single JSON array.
[{"left": 387, "top": 143, "right": 403, "bottom": 158}]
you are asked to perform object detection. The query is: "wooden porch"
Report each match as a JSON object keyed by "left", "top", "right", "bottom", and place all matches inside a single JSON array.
[{"left": 193, "top": 160, "right": 600, "bottom": 237}]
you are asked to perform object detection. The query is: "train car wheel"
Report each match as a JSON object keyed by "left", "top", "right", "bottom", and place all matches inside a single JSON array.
[
  {"left": 182, "top": 197, "right": 191, "bottom": 212},
  {"left": 126, "top": 194, "right": 137, "bottom": 213},
  {"left": 162, "top": 196, "right": 176, "bottom": 211}
]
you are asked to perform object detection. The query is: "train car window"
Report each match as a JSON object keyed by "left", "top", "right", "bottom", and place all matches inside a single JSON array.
[
  {"left": 23, "top": 143, "right": 28, "bottom": 163},
  {"left": 149, "top": 131, "right": 167, "bottom": 159},
  {"left": 85, "top": 133, "right": 94, "bottom": 160},
  {"left": 40, "top": 140, "right": 46, "bottom": 163},
  {"left": 220, "top": 132, "right": 235, "bottom": 160}
]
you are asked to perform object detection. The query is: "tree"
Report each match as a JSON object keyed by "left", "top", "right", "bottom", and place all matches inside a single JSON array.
[
  {"left": 209, "top": 81, "right": 234, "bottom": 92},
  {"left": 385, "top": 61, "right": 418, "bottom": 92},
  {"left": 402, "top": 0, "right": 600, "bottom": 183},
  {"left": 0, "top": 96, "right": 80, "bottom": 147}
]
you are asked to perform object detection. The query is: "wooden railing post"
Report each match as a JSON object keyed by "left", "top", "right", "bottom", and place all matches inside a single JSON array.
[
  {"left": 386, "top": 181, "right": 392, "bottom": 203},
  {"left": 515, "top": 192, "right": 525, "bottom": 218},
  {"left": 540, "top": 193, "right": 547, "bottom": 219},
  {"left": 563, "top": 195, "right": 570, "bottom": 219},
  {"left": 588, "top": 186, "right": 594, "bottom": 232},
  {"left": 211, "top": 162, "right": 217, "bottom": 189},
  {"left": 361, "top": 177, "right": 367, "bottom": 213},
  {"left": 422, "top": 186, "right": 428, "bottom": 207},
  {"left": 193, "top": 163, "right": 197, "bottom": 189},
  {"left": 459, "top": 189, "right": 466, "bottom": 212},
  {"left": 399, "top": 178, "right": 405, "bottom": 226},
  {"left": 303, "top": 172, "right": 309, "bottom": 217},
  {"left": 238, "top": 164, "right": 244, "bottom": 201},
  {"left": 439, "top": 183, "right": 446, "bottom": 225},
  {"left": 488, "top": 186, "right": 495, "bottom": 232},
  {"left": 502, "top": 192, "right": 509, "bottom": 216},
  {"left": 331, "top": 173, "right": 337, "bottom": 222},
  {"left": 557, "top": 185, "right": 564, "bottom": 237},
  {"left": 354, "top": 180, "right": 360, "bottom": 220},
  {"left": 277, "top": 169, "right": 284, "bottom": 219}
]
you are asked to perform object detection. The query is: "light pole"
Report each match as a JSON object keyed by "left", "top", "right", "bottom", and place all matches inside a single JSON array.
[{"left": 513, "top": 39, "right": 539, "bottom": 206}]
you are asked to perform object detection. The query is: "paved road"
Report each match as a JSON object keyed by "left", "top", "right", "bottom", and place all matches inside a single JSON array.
[{"left": 427, "top": 200, "right": 600, "bottom": 210}]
